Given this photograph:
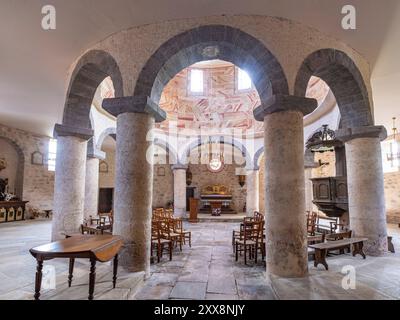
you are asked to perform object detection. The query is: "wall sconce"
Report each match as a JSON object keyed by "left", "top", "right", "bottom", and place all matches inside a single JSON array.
[
  {"left": 238, "top": 175, "right": 246, "bottom": 187},
  {"left": 186, "top": 168, "right": 193, "bottom": 186}
]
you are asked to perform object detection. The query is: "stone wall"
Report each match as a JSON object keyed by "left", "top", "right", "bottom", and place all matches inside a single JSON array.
[
  {"left": 189, "top": 164, "right": 246, "bottom": 212},
  {"left": 0, "top": 139, "right": 19, "bottom": 195},
  {"left": 99, "top": 143, "right": 116, "bottom": 189},
  {"left": 384, "top": 171, "right": 400, "bottom": 224},
  {"left": 153, "top": 164, "right": 174, "bottom": 208},
  {"left": 312, "top": 151, "right": 336, "bottom": 178},
  {"left": 0, "top": 123, "right": 54, "bottom": 214}
]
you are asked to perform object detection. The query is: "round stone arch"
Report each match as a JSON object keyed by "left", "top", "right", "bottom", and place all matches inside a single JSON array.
[
  {"left": 179, "top": 136, "right": 251, "bottom": 167},
  {"left": 154, "top": 138, "right": 178, "bottom": 165},
  {"left": 294, "top": 49, "right": 373, "bottom": 129},
  {"left": 0, "top": 136, "right": 25, "bottom": 199},
  {"left": 63, "top": 50, "right": 124, "bottom": 130},
  {"left": 253, "top": 147, "right": 265, "bottom": 170},
  {"left": 95, "top": 127, "right": 117, "bottom": 152},
  {"left": 133, "top": 25, "right": 289, "bottom": 105}
]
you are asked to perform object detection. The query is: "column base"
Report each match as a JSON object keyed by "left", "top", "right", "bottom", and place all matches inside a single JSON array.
[
  {"left": 364, "top": 236, "right": 388, "bottom": 256},
  {"left": 118, "top": 242, "right": 150, "bottom": 277}
]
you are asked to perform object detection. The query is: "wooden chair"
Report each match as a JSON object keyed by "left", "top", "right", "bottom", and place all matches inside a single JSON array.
[
  {"left": 80, "top": 224, "right": 109, "bottom": 235},
  {"left": 235, "top": 220, "right": 263, "bottom": 265},
  {"left": 172, "top": 218, "right": 191, "bottom": 247},
  {"left": 160, "top": 218, "right": 183, "bottom": 251},
  {"left": 151, "top": 220, "right": 172, "bottom": 262},
  {"left": 307, "top": 211, "right": 318, "bottom": 236}
]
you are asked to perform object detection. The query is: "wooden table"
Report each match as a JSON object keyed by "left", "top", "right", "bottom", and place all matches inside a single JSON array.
[
  {"left": 30, "top": 235, "right": 123, "bottom": 300},
  {"left": 309, "top": 237, "right": 368, "bottom": 270}
]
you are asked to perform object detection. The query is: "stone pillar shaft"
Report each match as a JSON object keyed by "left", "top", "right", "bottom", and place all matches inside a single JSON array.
[
  {"left": 304, "top": 168, "right": 314, "bottom": 212},
  {"left": 264, "top": 111, "right": 307, "bottom": 277},
  {"left": 254, "top": 95, "right": 317, "bottom": 278},
  {"left": 102, "top": 95, "right": 166, "bottom": 275},
  {"left": 172, "top": 166, "right": 187, "bottom": 217},
  {"left": 113, "top": 112, "right": 154, "bottom": 274},
  {"left": 52, "top": 135, "right": 88, "bottom": 240},
  {"left": 246, "top": 170, "right": 260, "bottom": 216},
  {"left": 83, "top": 157, "right": 100, "bottom": 220},
  {"left": 345, "top": 137, "right": 387, "bottom": 255}
]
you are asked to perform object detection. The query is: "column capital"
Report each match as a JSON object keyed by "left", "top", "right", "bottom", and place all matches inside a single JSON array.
[
  {"left": 102, "top": 95, "right": 166, "bottom": 123},
  {"left": 53, "top": 124, "right": 93, "bottom": 140},
  {"left": 336, "top": 125, "right": 387, "bottom": 143},
  {"left": 253, "top": 95, "right": 317, "bottom": 121},
  {"left": 171, "top": 164, "right": 188, "bottom": 171},
  {"left": 87, "top": 150, "right": 106, "bottom": 160}
]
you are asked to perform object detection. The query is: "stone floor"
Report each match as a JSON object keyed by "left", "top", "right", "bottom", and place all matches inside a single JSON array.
[
  {"left": 0, "top": 219, "right": 400, "bottom": 300},
  {"left": 135, "top": 222, "right": 274, "bottom": 300}
]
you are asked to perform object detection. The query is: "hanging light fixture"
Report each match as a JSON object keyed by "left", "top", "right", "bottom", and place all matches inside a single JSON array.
[
  {"left": 387, "top": 117, "right": 400, "bottom": 162},
  {"left": 306, "top": 124, "right": 338, "bottom": 153}
]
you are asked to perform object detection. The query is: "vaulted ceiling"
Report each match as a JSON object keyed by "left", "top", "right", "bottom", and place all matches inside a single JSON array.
[{"left": 1, "top": 0, "right": 399, "bottom": 136}]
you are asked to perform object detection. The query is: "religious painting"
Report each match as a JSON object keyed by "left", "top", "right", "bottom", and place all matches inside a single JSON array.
[
  {"left": 31, "top": 151, "right": 44, "bottom": 165},
  {"left": 99, "top": 161, "right": 109, "bottom": 173}
]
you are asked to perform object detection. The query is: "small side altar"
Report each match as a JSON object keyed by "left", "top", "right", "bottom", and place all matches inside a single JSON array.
[
  {"left": 199, "top": 185, "right": 236, "bottom": 214},
  {"left": 0, "top": 178, "right": 28, "bottom": 223},
  {"left": 0, "top": 201, "right": 29, "bottom": 223}
]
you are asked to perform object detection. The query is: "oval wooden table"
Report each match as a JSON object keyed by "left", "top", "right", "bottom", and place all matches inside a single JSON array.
[{"left": 29, "top": 235, "right": 123, "bottom": 300}]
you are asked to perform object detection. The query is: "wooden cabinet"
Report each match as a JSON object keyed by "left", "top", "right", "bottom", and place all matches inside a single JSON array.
[
  {"left": 0, "top": 201, "right": 29, "bottom": 223},
  {"left": 311, "top": 177, "right": 348, "bottom": 217}
]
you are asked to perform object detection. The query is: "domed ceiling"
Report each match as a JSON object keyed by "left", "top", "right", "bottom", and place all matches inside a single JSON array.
[
  {"left": 94, "top": 60, "right": 331, "bottom": 138},
  {"left": 157, "top": 60, "right": 330, "bottom": 137}
]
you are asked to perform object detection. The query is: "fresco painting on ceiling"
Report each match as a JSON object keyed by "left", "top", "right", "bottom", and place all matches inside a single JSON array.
[{"left": 94, "top": 63, "right": 329, "bottom": 137}]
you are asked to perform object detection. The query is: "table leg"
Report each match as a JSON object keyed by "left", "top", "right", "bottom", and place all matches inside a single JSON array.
[
  {"left": 314, "top": 249, "right": 329, "bottom": 270},
  {"left": 68, "top": 258, "right": 75, "bottom": 287},
  {"left": 88, "top": 259, "right": 96, "bottom": 300},
  {"left": 113, "top": 254, "right": 118, "bottom": 289},
  {"left": 34, "top": 259, "right": 44, "bottom": 300}
]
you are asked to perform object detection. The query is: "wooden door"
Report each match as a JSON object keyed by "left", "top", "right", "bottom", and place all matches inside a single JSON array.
[{"left": 98, "top": 188, "right": 113, "bottom": 213}]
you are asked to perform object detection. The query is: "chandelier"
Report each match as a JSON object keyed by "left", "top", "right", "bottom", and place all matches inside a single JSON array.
[
  {"left": 306, "top": 125, "right": 338, "bottom": 153},
  {"left": 387, "top": 117, "right": 400, "bottom": 162}
]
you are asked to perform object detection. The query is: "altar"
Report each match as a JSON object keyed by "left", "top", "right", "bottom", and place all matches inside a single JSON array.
[{"left": 199, "top": 185, "right": 236, "bottom": 214}]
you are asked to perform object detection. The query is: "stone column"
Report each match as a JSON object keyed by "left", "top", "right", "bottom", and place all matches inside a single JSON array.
[
  {"left": 304, "top": 153, "right": 318, "bottom": 213},
  {"left": 246, "top": 168, "right": 260, "bottom": 216},
  {"left": 172, "top": 164, "right": 187, "bottom": 217},
  {"left": 51, "top": 124, "right": 93, "bottom": 240},
  {"left": 337, "top": 126, "right": 388, "bottom": 256},
  {"left": 83, "top": 147, "right": 105, "bottom": 220},
  {"left": 103, "top": 96, "right": 166, "bottom": 275},
  {"left": 254, "top": 95, "right": 317, "bottom": 278}
]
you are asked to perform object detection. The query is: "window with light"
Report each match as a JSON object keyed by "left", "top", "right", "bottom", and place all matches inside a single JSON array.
[
  {"left": 48, "top": 139, "right": 57, "bottom": 171},
  {"left": 237, "top": 68, "right": 252, "bottom": 91},
  {"left": 190, "top": 69, "right": 204, "bottom": 94}
]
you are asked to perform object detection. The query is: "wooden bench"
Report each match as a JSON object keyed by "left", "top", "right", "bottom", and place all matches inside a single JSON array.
[{"left": 309, "top": 237, "right": 368, "bottom": 270}]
